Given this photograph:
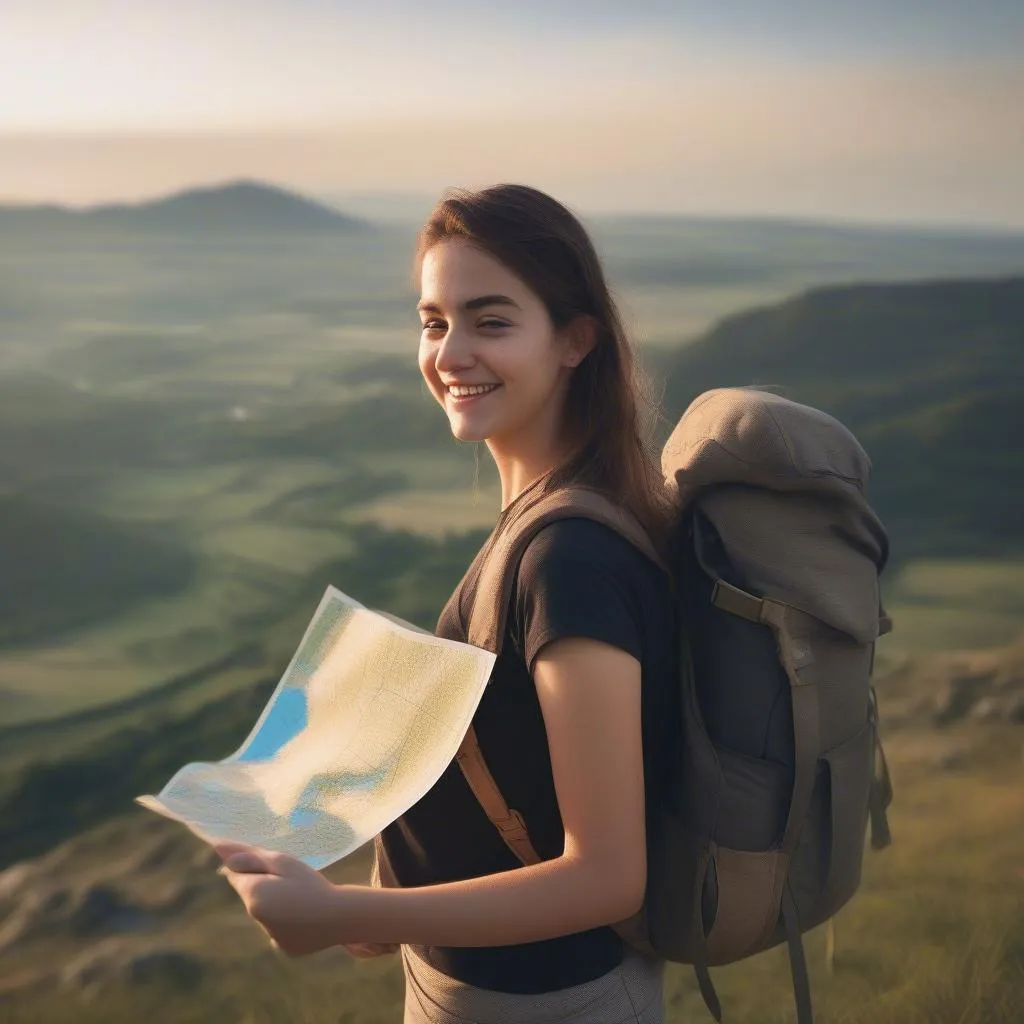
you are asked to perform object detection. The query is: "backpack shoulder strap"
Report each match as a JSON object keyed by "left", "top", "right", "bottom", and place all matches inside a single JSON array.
[
  {"left": 455, "top": 484, "right": 664, "bottom": 867},
  {"left": 467, "top": 484, "right": 666, "bottom": 652}
]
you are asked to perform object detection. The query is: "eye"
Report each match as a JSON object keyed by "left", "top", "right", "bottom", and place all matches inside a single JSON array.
[
  {"left": 480, "top": 319, "right": 509, "bottom": 330},
  {"left": 421, "top": 319, "right": 446, "bottom": 332}
]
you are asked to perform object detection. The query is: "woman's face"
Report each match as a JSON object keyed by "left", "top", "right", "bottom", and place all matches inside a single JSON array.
[{"left": 417, "top": 237, "right": 585, "bottom": 449}]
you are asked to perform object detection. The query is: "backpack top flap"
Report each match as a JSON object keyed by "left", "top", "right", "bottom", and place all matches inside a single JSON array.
[
  {"left": 465, "top": 484, "right": 665, "bottom": 655},
  {"left": 663, "top": 387, "right": 889, "bottom": 644}
]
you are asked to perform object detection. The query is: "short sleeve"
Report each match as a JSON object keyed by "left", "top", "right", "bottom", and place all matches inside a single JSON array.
[{"left": 512, "top": 518, "right": 645, "bottom": 673}]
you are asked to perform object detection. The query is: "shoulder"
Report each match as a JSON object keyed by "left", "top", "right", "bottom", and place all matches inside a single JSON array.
[
  {"left": 514, "top": 516, "right": 664, "bottom": 629},
  {"left": 518, "top": 517, "right": 658, "bottom": 586},
  {"left": 512, "top": 517, "right": 660, "bottom": 670}
]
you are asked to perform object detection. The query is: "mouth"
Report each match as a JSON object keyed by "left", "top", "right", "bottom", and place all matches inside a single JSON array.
[{"left": 445, "top": 383, "right": 502, "bottom": 407}]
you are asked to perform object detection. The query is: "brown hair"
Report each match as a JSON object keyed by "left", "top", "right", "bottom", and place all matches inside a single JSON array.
[{"left": 413, "top": 183, "right": 675, "bottom": 555}]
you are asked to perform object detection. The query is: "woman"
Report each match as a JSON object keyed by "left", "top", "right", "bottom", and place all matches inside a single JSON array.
[{"left": 216, "top": 184, "right": 679, "bottom": 1023}]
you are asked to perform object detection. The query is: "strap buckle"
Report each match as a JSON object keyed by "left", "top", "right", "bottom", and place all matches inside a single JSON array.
[{"left": 494, "top": 809, "right": 529, "bottom": 839}]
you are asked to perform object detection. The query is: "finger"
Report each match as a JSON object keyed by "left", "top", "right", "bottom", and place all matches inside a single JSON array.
[
  {"left": 213, "top": 841, "right": 255, "bottom": 862},
  {"left": 217, "top": 844, "right": 296, "bottom": 876},
  {"left": 248, "top": 847, "right": 301, "bottom": 875},
  {"left": 222, "top": 852, "right": 271, "bottom": 874}
]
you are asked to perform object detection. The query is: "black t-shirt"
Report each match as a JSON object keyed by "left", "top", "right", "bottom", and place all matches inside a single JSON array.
[{"left": 377, "top": 513, "right": 677, "bottom": 993}]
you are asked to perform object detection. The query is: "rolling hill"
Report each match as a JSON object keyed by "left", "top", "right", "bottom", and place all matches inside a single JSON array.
[
  {"left": 652, "top": 276, "right": 1024, "bottom": 560},
  {"left": 0, "top": 180, "right": 370, "bottom": 235}
]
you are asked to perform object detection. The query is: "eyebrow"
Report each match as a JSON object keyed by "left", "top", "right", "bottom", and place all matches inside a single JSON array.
[{"left": 416, "top": 294, "right": 522, "bottom": 314}]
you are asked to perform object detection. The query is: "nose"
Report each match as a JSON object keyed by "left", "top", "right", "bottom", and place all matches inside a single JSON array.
[{"left": 433, "top": 323, "right": 476, "bottom": 375}]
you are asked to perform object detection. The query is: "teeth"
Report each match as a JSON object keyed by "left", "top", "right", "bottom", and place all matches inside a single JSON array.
[{"left": 449, "top": 384, "right": 498, "bottom": 397}]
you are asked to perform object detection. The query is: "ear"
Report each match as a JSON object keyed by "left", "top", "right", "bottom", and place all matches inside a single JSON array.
[{"left": 561, "top": 315, "right": 598, "bottom": 368}]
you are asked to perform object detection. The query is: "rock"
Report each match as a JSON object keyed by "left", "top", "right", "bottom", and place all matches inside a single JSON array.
[{"left": 886, "top": 635, "right": 1024, "bottom": 729}]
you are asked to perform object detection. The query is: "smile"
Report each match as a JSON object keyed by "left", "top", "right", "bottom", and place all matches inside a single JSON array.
[{"left": 447, "top": 383, "right": 501, "bottom": 404}]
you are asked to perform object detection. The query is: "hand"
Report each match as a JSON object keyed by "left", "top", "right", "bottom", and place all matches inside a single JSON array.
[{"left": 214, "top": 842, "right": 348, "bottom": 957}]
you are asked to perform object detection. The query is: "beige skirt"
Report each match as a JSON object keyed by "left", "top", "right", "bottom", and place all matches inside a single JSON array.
[{"left": 400, "top": 944, "right": 666, "bottom": 1024}]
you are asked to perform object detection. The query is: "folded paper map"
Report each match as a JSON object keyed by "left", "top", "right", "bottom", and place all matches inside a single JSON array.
[{"left": 136, "top": 585, "right": 496, "bottom": 869}]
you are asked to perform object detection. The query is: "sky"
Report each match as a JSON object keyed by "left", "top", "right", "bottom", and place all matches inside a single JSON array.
[{"left": 2, "top": 0, "right": 1023, "bottom": 227}]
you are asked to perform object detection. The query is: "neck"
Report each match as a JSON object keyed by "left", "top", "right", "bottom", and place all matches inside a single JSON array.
[{"left": 487, "top": 434, "right": 573, "bottom": 512}]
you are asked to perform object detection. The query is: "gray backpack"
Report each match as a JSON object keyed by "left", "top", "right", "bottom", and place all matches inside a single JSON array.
[{"left": 379, "top": 387, "right": 895, "bottom": 1023}]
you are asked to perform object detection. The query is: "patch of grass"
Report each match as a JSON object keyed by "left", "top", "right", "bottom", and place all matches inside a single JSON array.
[
  {"left": 343, "top": 486, "right": 501, "bottom": 538},
  {"left": 882, "top": 558, "right": 1024, "bottom": 653}
]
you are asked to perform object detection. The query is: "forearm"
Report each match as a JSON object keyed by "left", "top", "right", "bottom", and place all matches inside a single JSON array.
[{"left": 330, "top": 852, "right": 642, "bottom": 948}]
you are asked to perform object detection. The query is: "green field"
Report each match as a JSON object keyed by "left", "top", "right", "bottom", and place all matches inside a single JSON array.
[{"left": 882, "top": 559, "right": 1024, "bottom": 656}]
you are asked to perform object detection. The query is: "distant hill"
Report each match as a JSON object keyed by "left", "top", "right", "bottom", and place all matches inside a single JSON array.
[
  {"left": 0, "top": 180, "right": 370, "bottom": 234},
  {"left": 653, "top": 276, "right": 1024, "bottom": 560}
]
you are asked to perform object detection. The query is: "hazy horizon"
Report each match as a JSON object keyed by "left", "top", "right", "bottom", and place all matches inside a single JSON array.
[
  {"left": 6, "top": 176, "right": 1024, "bottom": 238},
  {"left": 3, "top": 1, "right": 1023, "bottom": 230}
]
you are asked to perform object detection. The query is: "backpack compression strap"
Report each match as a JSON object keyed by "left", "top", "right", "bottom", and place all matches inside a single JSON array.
[{"left": 454, "top": 485, "right": 665, "bottom": 868}]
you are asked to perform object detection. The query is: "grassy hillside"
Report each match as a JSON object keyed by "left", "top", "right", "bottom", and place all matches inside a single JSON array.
[{"left": 2, "top": 689, "right": 1021, "bottom": 1023}]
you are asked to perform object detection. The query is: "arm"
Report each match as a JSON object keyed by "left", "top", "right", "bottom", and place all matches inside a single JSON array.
[
  {"left": 327, "top": 634, "right": 647, "bottom": 947},
  {"left": 218, "top": 521, "right": 651, "bottom": 954}
]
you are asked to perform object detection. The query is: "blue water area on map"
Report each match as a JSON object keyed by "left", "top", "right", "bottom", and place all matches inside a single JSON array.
[
  {"left": 235, "top": 686, "right": 308, "bottom": 761},
  {"left": 289, "top": 806, "right": 320, "bottom": 828}
]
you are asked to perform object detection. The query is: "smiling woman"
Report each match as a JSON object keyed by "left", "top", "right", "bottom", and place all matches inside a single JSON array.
[
  {"left": 372, "top": 187, "right": 677, "bottom": 1021},
  {"left": 217, "top": 184, "right": 678, "bottom": 1023}
]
